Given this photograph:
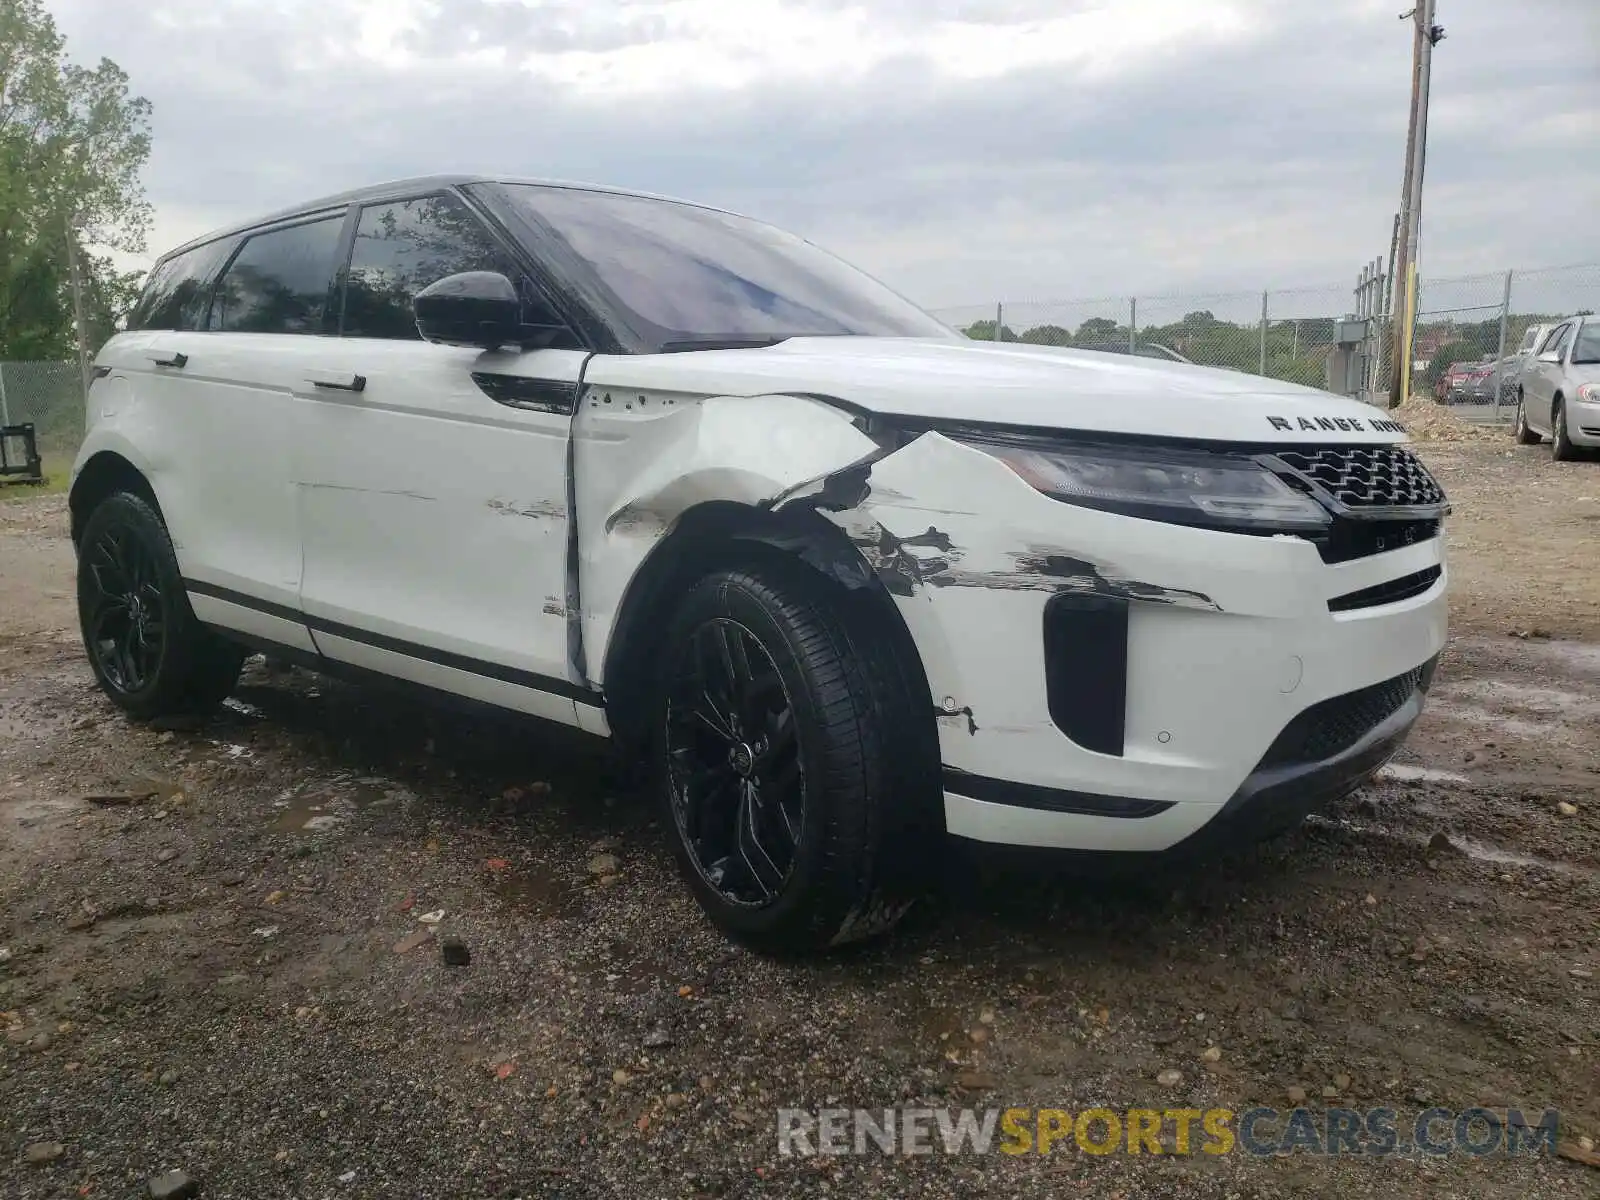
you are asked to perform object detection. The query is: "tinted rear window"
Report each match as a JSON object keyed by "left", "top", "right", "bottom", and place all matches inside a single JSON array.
[
  {"left": 495, "top": 184, "right": 952, "bottom": 349},
  {"left": 208, "top": 215, "right": 347, "bottom": 335},
  {"left": 128, "top": 239, "right": 236, "bottom": 331}
]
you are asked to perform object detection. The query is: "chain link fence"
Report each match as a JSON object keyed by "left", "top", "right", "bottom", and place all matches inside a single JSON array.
[
  {"left": 930, "top": 262, "right": 1599, "bottom": 417},
  {"left": 0, "top": 361, "right": 85, "bottom": 470},
  {"left": 929, "top": 286, "right": 1375, "bottom": 391},
  {"left": 1412, "top": 264, "right": 1600, "bottom": 418}
]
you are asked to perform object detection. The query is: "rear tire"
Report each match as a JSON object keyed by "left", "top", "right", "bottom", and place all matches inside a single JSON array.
[
  {"left": 1513, "top": 393, "right": 1540, "bottom": 445},
  {"left": 77, "top": 492, "right": 245, "bottom": 720},
  {"left": 651, "top": 553, "right": 937, "bottom": 953},
  {"left": 1551, "top": 399, "right": 1577, "bottom": 462}
]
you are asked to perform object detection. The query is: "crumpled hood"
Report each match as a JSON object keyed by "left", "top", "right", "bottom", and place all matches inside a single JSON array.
[{"left": 583, "top": 336, "right": 1407, "bottom": 444}]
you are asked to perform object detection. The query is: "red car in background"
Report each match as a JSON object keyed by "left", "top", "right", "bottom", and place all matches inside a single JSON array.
[{"left": 1434, "top": 359, "right": 1494, "bottom": 404}]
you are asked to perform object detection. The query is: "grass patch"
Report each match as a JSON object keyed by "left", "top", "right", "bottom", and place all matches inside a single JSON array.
[{"left": 0, "top": 451, "right": 71, "bottom": 499}]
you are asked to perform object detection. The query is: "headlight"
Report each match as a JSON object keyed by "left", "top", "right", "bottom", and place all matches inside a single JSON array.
[
  {"left": 1579, "top": 383, "right": 1600, "bottom": 403},
  {"left": 956, "top": 438, "right": 1331, "bottom": 534}
]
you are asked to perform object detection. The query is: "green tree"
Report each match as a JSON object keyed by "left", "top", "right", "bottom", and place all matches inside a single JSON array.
[
  {"left": 0, "top": 0, "right": 152, "bottom": 364},
  {"left": 1019, "top": 324, "right": 1072, "bottom": 346},
  {"left": 962, "top": 319, "right": 1017, "bottom": 341}
]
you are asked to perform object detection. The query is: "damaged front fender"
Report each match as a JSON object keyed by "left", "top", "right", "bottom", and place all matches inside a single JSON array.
[
  {"left": 574, "top": 388, "right": 886, "bottom": 703},
  {"left": 785, "top": 431, "right": 1222, "bottom": 612},
  {"left": 596, "top": 393, "right": 883, "bottom": 536}
]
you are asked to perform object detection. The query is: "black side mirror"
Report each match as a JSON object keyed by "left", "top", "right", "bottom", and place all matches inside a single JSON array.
[{"left": 414, "top": 271, "right": 523, "bottom": 350}]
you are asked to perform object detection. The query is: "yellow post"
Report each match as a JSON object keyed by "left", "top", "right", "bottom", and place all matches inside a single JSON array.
[{"left": 1397, "top": 262, "right": 1418, "bottom": 405}]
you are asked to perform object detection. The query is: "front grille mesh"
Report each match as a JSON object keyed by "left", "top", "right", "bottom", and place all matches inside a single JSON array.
[
  {"left": 1273, "top": 445, "right": 1446, "bottom": 509},
  {"left": 1261, "top": 662, "right": 1430, "bottom": 768}
]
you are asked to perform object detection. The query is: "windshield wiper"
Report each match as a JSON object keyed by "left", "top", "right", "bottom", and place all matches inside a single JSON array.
[{"left": 657, "top": 335, "right": 794, "bottom": 353}]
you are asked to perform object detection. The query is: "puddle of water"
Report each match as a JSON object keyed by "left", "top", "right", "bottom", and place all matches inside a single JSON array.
[
  {"left": 270, "top": 777, "right": 415, "bottom": 833},
  {"left": 1425, "top": 700, "right": 1554, "bottom": 739},
  {"left": 271, "top": 796, "right": 350, "bottom": 834},
  {"left": 1447, "top": 679, "right": 1600, "bottom": 717},
  {"left": 1377, "top": 764, "right": 1470, "bottom": 785},
  {"left": 1514, "top": 639, "right": 1600, "bottom": 677},
  {"left": 918, "top": 1008, "right": 968, "bottom": 1042},
  {"left": 488, "top": 864, "right": 578, "bottom": 918},
  {"left": 1308, "top": 814, "right": 1595, "bottom": 880},
  {"left": 1448, "top": 836, "right": 1567, "bottom": 873}
]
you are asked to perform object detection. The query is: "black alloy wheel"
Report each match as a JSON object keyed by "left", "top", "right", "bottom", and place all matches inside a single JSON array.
[
  {"left": 76, "top": 491, "right": 244, "bottom": 718},
  {"left": 665, "top": 617, "right": 806, "bottom": 906},
  {"left": 651, "top": 555, "right": 940, "bottom": 953},
  {"left": 82, "top": 520, "right": 167, "bottom": 694}
]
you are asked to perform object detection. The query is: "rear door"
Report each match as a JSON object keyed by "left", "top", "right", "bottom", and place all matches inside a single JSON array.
[
  {"left": 294, "top": 191, "right": 592, "bottom": 726},
  {"left": 97, "top": 220, "right": 349, "bottom": 653},
  {"left": 165, "top": 210, "right": 352, "bottom": 651}
]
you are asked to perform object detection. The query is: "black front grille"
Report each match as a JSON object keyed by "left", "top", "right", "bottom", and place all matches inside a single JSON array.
[
  {"left": 1327, "top": 566, "right": 1443, "bottom": 612},
  {"left": 1260, "top": 659, "right": 1435, "bottom": 769},
  {"left": 1272, "top": 445, "right": 1447, "bottom": 509}
]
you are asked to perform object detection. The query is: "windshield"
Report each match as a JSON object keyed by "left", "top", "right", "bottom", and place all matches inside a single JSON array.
[
  {"left": 494, "top": 184, "right": 954, "bottom": 350},
  {"left": 1572, "top": 323, "right": 1600, "bottom": 365}
]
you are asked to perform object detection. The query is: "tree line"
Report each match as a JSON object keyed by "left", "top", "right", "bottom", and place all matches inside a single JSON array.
[
  {"left": 959, "top": 311, "right": 1338, "bottom": 386},
  {"left": 1, "top": 0, "right": 151, "bottom": 366},
  {"left": 960, "top": 308, "right": 1594, "bottom": 388}
]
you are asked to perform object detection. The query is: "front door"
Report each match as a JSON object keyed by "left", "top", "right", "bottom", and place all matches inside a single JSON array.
[
  {"left": 293, "top": 193, "right": 591, "bottom": 726},
  {"left": 1525, "top": 323, "right": 1572, "bottom": 434}
]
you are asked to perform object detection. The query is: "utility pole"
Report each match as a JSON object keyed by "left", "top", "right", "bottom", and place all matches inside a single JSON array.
[
  {"left": 1388, "top": 0, "right": 1445, "bottom": 406},
  {"left": 63, "top": 221, "right": 92, "bottom": 398}
]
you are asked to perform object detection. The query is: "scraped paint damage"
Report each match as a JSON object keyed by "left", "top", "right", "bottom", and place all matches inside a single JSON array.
[
  {"left": 488, "top": 498, "right": 567, "bottom": 520},
  {"left": 798, "top": 494, "right": 1217, "bottom": 611},
  {"left": 935, "top": 704, "right": 979, "bottom": 735}
]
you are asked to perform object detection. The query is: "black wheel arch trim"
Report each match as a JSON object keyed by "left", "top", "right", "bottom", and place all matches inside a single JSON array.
[{"left": 181, "top": 578, "right": 603, "bottom": 706}]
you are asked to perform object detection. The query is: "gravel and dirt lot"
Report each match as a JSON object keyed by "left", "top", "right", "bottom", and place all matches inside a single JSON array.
[{"left": 2, "top": 437, "right": 1598, "bottom": 1199}]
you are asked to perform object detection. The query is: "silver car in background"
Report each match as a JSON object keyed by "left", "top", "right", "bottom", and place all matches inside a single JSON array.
[
  {"left": 1497, "top": 323, "right": 1550, "bottom": 404},
  {"left": 1513, "top": 315, "right": 1600, "bottom": 460}
]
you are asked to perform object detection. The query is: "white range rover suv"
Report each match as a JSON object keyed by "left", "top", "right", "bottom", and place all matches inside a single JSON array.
[{"left": 72, "top": 175, "right": 1449, "bottom": 951}]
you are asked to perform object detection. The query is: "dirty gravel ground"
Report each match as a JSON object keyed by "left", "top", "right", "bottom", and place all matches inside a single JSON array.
[{"left": 2, "top": 441, "right": 1597, "bottom": 1200}]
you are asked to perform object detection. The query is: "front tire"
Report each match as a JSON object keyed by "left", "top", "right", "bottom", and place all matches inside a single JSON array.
[
  {"left": 77, "top": 492, "right": 245, "bottom": 720},
  {"left": 652, "top": 555, "right": 935, "bottom": 953},
  {"left": 1551, "top": 399, "right": 1577, "bottom": 462},
  {"left": 1513, "top": 393, "right": 1540, "bottom": 445}
]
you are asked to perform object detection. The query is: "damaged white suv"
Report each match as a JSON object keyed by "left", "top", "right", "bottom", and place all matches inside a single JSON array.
[{"left": 72, "top": 176, "right": 1448, "bottom": 950}]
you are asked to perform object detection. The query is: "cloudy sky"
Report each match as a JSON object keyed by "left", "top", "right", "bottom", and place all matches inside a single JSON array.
[{"left": 47, "top": 0, "right": 1600, "bottom": 314}]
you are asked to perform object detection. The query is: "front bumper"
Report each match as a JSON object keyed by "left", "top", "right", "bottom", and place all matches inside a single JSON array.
[
  {"left": 829, "top": 432, "right": 1449, "bottom": 854},
  {"left": 1568, "top": 394, "right": 1600, "bottom": 446}
]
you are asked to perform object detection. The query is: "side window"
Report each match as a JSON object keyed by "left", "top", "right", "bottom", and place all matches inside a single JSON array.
[
  {"left": 208, "top": 215, "right": 347, "bottom": 334},
  {"left": 340, "top": 195, "right": 520, "bottom": 340},
  {"left": 1538, "top": 324, "right": 1570, "bottom": 356},
  {"left": 127, "top": 239, "right": 235, "bottom": 331},
  {"left": 1517, "top": 327, "right": 1540, "bottom": 353},
  {"left": 1549, "top": 324, "right": 1575, "bottom": 360}
]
